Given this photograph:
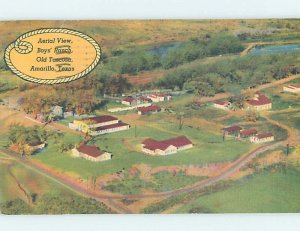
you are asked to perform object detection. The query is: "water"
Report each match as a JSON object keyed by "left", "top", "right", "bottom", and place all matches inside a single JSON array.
[
  {"left": 149, "top": 42, "right": 183, "bottom": 58},
  {"left": 250, "top": 44, "right": 300, "bottom": 55}
]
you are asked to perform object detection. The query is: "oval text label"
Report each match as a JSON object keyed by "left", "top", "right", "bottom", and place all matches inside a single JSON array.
[{"left": 5, "top": 28, "right": 101, "bottom": 84}]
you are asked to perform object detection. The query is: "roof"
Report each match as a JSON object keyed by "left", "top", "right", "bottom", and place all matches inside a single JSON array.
[
  {"left": 223, "top": 125, "right": 242, "bottom": 132},
  {"left": 142, "top": 136, "right": 192, "bottom": 151},
  {"left": 28, "top": 141, "right": 43, "bottom": 146},
  {"left": 77, "top": 144, "right": 105, "bottom": 158},
  {"left": 94, "top": 122, "right": 129, "bottom": 131},
  {"left": 240, "top": 129, "right": 257, "bottom": 136},
  {"left": 80, "top": 115, "right": 118, "bottom": 124},
  {"left": 122, "top": 97, "right": 136, "bottom": 102},
  {"left": 247, "top": 93, "right": 271, "bottom": 106},
  {"left": 256, "top": 133, "right": 274, "bottom": 139},
  {"left": 285, "top": 84, "right": 300, "bottom": 89},
  {"left": 138, "top": 105, "right": 161, "bottom": 113}
]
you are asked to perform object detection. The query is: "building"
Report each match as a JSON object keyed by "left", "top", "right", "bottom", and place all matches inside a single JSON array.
[
  {"left": 72, "top": 144, "right": 111, "bottom": 162},
  {"left": 240, "top": 129, "right": 257, "bottom": 138},
  {"left": 141, "top": 136, "right": 193, "bottom": 155},
  {"left": 69, "top": 115, "right": 130, "bottom": 136},
  {"left": 146, "top": 94, "right": 165, "bottom": 102},
  {"left": 250, "top": 133, "right": 274, "bottom": 144},
  {"left": 222, "top": 125, "right": 242, "bottom": 137},
  {"left": 213, "top": 101, "right": 231, "bottom": 110},
  {"left": 121, "top": 97, "right": 140, "bottom": 106},
  {"left": 51, "top": 105, "right": 64, "bottom": 118},
  {"left": 245, "top": 92, "right": 272, "bottom": 111},
  {"left": 138, "top": 105, "right": 161, "bottom": 115},
  {"left": 90, "top": 122, "right": 130, "bottom": 136},
  {"left": 139, "top": 96, "right": 152, "bottom": 103},
  {"left": 283, "top": 84, "right": 300, "bottom": 93},
  {"left": 63, "top": 110, "right": 74, "bottom": 117}
]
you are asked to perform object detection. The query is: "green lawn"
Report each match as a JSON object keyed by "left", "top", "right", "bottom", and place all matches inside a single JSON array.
[
  {"left": 56, "top": 116, "right": 76, "bottom": 126},
  {"left": 0, "top": 151, "right": 74, "bottom": 203},
  {"left": 32, "top": 119, "right": 253, "bottom": 179},
  {"left": 176, "top": 168, "right": 300, "bottom": 213},
  {"left": 152, "top": 171, "right": 206, "bottom": 192},
  {"left": 271, "top": 110, "right": 300, "bottom": 131},
  {"left": 104, "top": 170, "right": 206, "bottom": 194}
]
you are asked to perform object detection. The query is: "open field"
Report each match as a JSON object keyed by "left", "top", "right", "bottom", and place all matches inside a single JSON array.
[
  {"left": 30, "top": 117, "right": 253, "bottom": 179},
  {"left": 176, "top": 167, "right": 300, "bottom": 213},
  {"left": 270, "top": 110, "right": 300, "bottom": 132},
  {"left": 0, "top": 151, "right": 73, "bottom": 203}
]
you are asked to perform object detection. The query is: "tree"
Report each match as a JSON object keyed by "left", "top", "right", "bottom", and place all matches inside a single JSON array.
[
  {"left": 176, "top": 111, "right": 185, "bottom": 130},
  {"left": 245, "top": 109, "right": 259, "bottom": 122}
]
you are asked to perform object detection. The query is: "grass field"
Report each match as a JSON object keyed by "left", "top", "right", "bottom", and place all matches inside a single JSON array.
[
  {"left": 176, "top": 167, "right": 300, "bottom": 213},
  {"left": 0, "top": 151, "right": 74, "bottom": 203},
  {"left": 270, "top": 110, "right": 300, "bottom": 131},
  {"left": 31, "top": 119, "right": 253, "bottom": 179},
  {"left": 104, "top": 170, "right": 206, "bottom": 194}
]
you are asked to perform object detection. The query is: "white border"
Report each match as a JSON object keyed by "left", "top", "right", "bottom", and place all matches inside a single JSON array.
[
  {"left": 0, "top": 0, "right": 300, "bottom": 231},
  {"left": 0, "top": 0, "right": 299, "bottom": 19}
]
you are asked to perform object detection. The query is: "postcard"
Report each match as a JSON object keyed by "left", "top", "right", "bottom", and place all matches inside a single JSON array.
[{"left": 0, "top": 19, "right": 299, "bottom": 214}]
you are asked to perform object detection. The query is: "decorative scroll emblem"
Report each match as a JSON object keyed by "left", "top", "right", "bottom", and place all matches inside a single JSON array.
[{"left": 5, "top": 28, "right": 101, "bottom": 84}]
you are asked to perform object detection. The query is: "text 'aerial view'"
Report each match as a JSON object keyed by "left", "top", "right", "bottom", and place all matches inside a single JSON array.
[{"left": 0, "top": 19, "right": 299, "bottom": 214}]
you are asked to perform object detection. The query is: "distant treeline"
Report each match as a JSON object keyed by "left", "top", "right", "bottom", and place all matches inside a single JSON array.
[
  {"left": 152, "top": 53, "right": 300, "bottom": 96},
  {"left": 106, "top": 34, "right": 245, "bottom": 74}
]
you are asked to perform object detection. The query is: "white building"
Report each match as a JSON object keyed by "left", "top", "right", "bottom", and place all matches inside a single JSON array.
[
  {"left": 72, "top": 144, "right": 112, "bottom": 162},
  {"left": 141, "top": 136, "right": 193, "bottom": 155},
  {"left": 213, "top": 101, "right": 231, "bottom": 110},
  {"left": 69, "top": 115, "right": 130, "bottom": 136},
  {"left": 283, "top": 85, "right": 300, "bottom": 93},
  {"left": 250, "top": 133, "right": 274, "bottom": 144}
]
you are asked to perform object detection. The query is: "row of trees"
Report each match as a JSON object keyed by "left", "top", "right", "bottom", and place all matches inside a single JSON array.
[
  {"left": 154, "top": 53, "right": 300, "bottom": 95},
  {"left": 8, "top": 124, "right": 59, "bottom": 155},
  {"left": 20, "top": 74, "right": 133, "bottom": 119},
  {"left": 107, "top": 33, "right": 245, "bottom": 75}
]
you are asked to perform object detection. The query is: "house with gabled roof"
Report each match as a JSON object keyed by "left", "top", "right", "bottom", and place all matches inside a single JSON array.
[
  {"left": 72, "top": 144, "right": 112, "bottom": 162},
  {"left": 121, "top": 97, "right": 140, "bottom": 106},
  {"left": 222, "top": 125, "right": 242, "bottom": 137},
  {"left": 245, "top": 92, "right": 272, "bottom": 111},
  {"left": 250, "top": 133, "right": 274, "bottom": 144},
  {"left": 138, "top": 105, "right": 161, "bottom": 115},
  {"left": 141, "top": 136, "right": 193, "bottom": 155},
  {"left": 240, "top": 129, "right": 257, "bottom": 138},
  {"left": 69, "top": 115, "right": 130, "bottom": 136},
  {"left": 283, "top": 84, "right": 300, "bottom": 93},
  {"left": 213, "top": 101, "right": 231, "bottom": 110}
]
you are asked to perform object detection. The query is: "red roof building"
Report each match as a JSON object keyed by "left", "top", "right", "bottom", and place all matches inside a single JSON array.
[
  {"left": 142, "top": 136, "right": 193, "bottom": 155},
  {"left": 69, "top": 115, "right": 130, "bottom": 136},
  {"left": 73, "top": 144, "right": 112, "bottom": 162},
  {"left": 223, "top": 125, "right": 242, "bottom": 133},
  {"left": 283, "top": 84, "right": 300, "bottom": 93},
  {"left": 246, "top": 92, "right": 272, "bottom": 111},
  {"left": 250, "top": 133, "right": 274, "bottom": 144},
  {"left": 138, "top": 105, "right": 161, "bottom": 115},
  {"left": 214, "top": 101, "right": 231, "bottom": 110},
  {"left": 240, "top": 129, "right": 257, "bottom": 138},
  {"left": 121, "top": 97, "right": 139, "bottom": 106},
  {"left": 81, "top": 115, "right": 118, "bottom": 125}
]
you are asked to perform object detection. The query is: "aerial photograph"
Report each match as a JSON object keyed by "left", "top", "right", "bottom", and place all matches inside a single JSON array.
[{"left": 0, "top": 19, "right": 299, "bottom": 214}]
